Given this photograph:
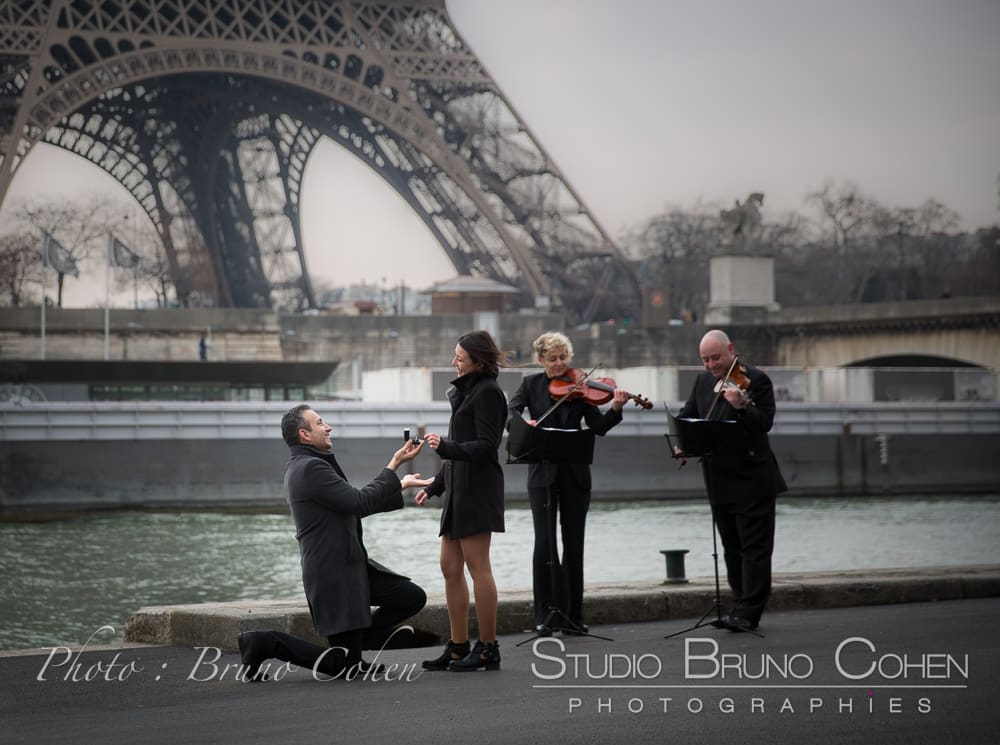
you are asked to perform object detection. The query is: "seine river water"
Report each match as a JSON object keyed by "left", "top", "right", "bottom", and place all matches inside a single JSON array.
[{"left": 2, "top": 495, "right": 999, "bottom": 651}]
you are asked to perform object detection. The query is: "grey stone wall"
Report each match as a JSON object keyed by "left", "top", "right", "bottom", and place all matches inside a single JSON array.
[
  {"left": 0, "top": 307, "right": 282, "bottom": 361},
  {"left": 2, "top": 432, "right": 996, "bottom": 514}
]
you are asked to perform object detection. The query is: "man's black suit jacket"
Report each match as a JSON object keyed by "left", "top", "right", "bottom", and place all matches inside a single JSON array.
[{"left": 678, "top": 362, "right": 787, "bottom": 505}]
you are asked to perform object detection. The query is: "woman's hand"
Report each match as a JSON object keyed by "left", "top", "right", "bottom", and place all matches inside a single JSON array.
[
  {"left": 423, "top": 432, "right": 442, "bottom": 450},
  {"left": 414, "top": 489, "right": 430, "bottom": 506}
]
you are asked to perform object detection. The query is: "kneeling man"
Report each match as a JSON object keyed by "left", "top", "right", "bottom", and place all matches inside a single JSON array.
[{"left": 238, "top": 404, "right": 432, "bottom": 680}]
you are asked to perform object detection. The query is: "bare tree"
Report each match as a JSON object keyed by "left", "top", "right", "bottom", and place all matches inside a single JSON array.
[
  {"left": 0, "top": 231, "right": 42, "bottom": 306},
  {"left": 627, "top": 201, "right": 724, "bottom": 320},
  {"left": 952, "top": 227, "right": 1000, "bottom": 297},
  {"left": 632, "top": 181, "right": 990, "bottom": 308},
  {"left": 11, "top": 197, "right": 121, "bottom": 307},
  {"left": 890, "top": 199, "right": 961, "bottom": 300},
  {"left": 764, "top": 211, "right": 816, "bottom": 306},
  {"left": 805, "top": 181, "right": 886, "bottom": 302},
  {"left": 110, "top": 212, "right": 176, "bottom": 308}
]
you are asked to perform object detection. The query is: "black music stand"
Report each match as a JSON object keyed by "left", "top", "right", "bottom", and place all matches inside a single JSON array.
[
  {"left": 662, "top": 408, "right": 763, "bottom": 639},
  {"left": 507, "top": 416, "right": 612, "bottom": 644}
]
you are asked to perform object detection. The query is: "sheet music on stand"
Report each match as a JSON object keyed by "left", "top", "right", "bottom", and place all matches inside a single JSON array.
[
  {"left": 664, "top": 403, "right": 748, "bottom": 458},
  {"left": 507, "top": 414, "right": 595, "bottom": 465}
]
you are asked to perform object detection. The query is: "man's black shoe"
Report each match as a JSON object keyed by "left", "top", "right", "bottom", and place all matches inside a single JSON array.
[
  {"left": 237, "top": 631, "right": 270, "bottom": 682},
  {"left": 726, "top": 616, "right": 758, "bottom": 632}
]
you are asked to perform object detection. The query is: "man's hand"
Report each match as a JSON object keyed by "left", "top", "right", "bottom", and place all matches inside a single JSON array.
[
  {"left": 401, "top": 474, "right": 433, "bottom": 491},
  {"left": 387, "top": 438, "right": 424, "bottom": 471},
  {"left": 723, "top": 386, "right": 748, "bottom": 409},
  {"left": 673, "top": 445, "right": 688, "bottom": 467}
]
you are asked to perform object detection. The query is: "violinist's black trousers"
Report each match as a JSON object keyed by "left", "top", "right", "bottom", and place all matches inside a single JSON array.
[
  {"left": 711, "top": 495, "right": 776, "bottom": 626},
  {"left": 529, "top": 469, "right": 591, "bottom": 628}
]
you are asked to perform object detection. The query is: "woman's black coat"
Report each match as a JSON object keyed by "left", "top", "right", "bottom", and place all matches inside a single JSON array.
[{"left": 423, "top": 371, "right": 507, "bottom": 538}]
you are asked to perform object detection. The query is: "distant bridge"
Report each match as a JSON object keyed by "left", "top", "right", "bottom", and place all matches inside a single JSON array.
[{"left": 764, "top": 296, "right": 1000, "bottom": 370}]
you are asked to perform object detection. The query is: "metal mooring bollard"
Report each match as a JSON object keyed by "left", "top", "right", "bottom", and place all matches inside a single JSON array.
[{"left": 660, "top": 549, "right": 690, "bottom": 584}]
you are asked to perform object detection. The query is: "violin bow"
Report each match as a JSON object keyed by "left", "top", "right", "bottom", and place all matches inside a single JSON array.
[{"left": 535, "top": 362, "right": 602, "bottom": 426}]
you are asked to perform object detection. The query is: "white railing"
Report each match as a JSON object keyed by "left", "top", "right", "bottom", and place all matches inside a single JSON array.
[{"left": 2, "top": 401, "right": 999, "bottom": 440}]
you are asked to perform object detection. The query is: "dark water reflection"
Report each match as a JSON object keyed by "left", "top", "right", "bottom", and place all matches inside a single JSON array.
[{"left": 2, "top": 495, "right": 998, "bottom": 650}]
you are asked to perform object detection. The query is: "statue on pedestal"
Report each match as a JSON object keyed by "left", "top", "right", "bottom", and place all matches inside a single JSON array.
[
  {"left": 719, "top": 192, "right": 765, "bottom": 253},
  {"left": 707, "top": 191, "right": 778, "bottom": 323}
]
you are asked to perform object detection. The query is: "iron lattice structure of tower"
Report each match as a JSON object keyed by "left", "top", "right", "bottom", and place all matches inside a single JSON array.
[{"left": 0, "top": 0, "right": 640, "bottom": 322}]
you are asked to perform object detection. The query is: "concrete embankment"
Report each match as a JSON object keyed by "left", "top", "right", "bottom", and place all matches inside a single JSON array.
[
  {"left": 3, "top": 401, "right": 1000, "bottom": 513},
  {"left": 123, "top": 565, "right": 1000, "bottom": 651}
]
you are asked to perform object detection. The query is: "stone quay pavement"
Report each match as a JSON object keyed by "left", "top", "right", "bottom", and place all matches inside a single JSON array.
[
  {"left": 2, "top": 593, "right": 998, "bottom": 745},
  {"left": 121, "top": 565, "right": 1000, "bottom": 652}
]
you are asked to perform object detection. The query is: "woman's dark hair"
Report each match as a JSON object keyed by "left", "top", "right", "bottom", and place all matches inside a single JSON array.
[
  {"left": 457, "top": 330, "right": 506, "bottom": 378},
  {"left": 281, "top": 403, "right": 312, "bottom": 446}
]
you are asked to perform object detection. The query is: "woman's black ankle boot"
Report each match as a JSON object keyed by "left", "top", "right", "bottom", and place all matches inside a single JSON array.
[
  {"left": 448, "top": 640, "right": 500, "bottom": 672},
  {"left": 421, "top": 639, "right": 471, "bottom": 670}
]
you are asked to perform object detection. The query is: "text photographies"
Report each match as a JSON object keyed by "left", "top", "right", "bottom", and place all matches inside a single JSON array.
[{"left": 530, "top": 636, "right": 969, "bottom": 716}]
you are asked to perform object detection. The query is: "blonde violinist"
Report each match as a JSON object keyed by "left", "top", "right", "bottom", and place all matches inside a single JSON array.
[{"left": 508, "top": 332, "right": 645, "bottom": 635}]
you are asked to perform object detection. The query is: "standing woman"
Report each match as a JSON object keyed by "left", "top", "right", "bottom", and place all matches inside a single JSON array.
[
  {"left": 508, "top": 332, "right": 630, "bottom": 634},
  {"left": 415, "top": 330, "right": 508, "bottom": 671}
]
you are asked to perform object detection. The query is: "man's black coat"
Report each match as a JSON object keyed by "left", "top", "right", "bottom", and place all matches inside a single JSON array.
[{"left": 284, "top": 444, "right": 406, "bottom": 637}]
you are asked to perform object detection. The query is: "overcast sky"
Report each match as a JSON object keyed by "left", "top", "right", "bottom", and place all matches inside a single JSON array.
[{"left": 4, "top": 0, "right": 998, "bottom": 308}]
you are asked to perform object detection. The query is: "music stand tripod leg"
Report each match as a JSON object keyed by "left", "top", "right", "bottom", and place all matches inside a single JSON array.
[{"left": 664, "top": 454, "right": 763, "bottom": 639}]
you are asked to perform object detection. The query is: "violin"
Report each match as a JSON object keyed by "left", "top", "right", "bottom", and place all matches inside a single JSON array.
[
  {"left": 706, "top": 357, "right": 753, "bottom": 419},
  {"left": 548, "top": 368, "right": 653, "bottom": 410},
  {"left": 714, "top": 362, "right": 751, "bottom": 400}
]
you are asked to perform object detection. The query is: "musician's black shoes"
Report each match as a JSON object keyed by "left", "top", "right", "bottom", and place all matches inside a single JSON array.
[
  {"left": 421, "top": 639, "right": 471, "bottom": 670},
  {"left": 448, "top": 640, "right": 501, "bottom": 671},
  {"left": 724, "top": 615, "right": 759, "bottom": 632}
]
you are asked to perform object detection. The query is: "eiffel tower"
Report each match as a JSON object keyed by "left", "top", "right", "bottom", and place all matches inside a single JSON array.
[{"left": 0, "top": 0, "right": 640, "bottom": 323}]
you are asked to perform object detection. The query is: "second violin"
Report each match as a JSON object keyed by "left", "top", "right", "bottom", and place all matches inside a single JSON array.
[{"left": 548, "top": 368, "right": 653, "bottom": 410}]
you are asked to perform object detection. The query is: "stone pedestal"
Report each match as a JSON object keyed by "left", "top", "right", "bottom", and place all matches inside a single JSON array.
[{"left": 705, "top": 253, "right": 780, "bottom": 324}]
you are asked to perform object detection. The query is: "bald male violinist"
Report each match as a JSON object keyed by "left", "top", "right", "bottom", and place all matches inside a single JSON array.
[{"left": 675, "top": 329, "right": 787, "bottom": 632}]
